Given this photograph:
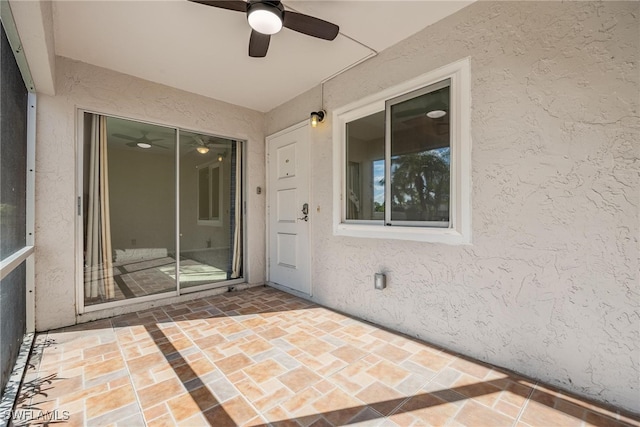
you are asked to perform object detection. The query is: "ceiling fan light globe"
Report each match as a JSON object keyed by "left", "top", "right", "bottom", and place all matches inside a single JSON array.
[
  {"left": 247, "top": 4, "right": 283, "bottom": 35},
  {"left": 137, "top": 142, "right": 152, "bottom": 149},
  {"left": 196, "top": 146, "right": 210, "bottom": 154},
  {"left": 426, "top": 109, "right": 447, "bottom": 119}
]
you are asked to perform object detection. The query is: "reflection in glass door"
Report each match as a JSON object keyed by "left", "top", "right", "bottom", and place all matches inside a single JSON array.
[
  {"left": 82, "top": 114, "right": 177, "bottom": 305},
  {"left": 179, "top": 131, "right": 242, "bottom": 290},
  {"left": 81, "top": 113, "right": 243, "bottom": 307}
]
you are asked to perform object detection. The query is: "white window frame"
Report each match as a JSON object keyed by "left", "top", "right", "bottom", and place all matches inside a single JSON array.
[
  {"left": 196, "top": 161, "right": 223, "bottom": 227},
  {"left": 332, "top": 58, "right": 471, "bottom": 245}
]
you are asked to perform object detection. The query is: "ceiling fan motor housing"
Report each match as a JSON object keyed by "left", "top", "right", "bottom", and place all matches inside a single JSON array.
[{"left": 247, "top": 1, "right": 285, "bottom": 35}]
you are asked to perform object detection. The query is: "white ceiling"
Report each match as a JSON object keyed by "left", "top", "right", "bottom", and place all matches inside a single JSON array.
[{"left": 45, "top": 1, "right": 472, "bottom": 112}]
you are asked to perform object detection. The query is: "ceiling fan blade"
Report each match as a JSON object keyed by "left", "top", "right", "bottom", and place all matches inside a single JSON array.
[
  {"left": 113, "top": 133, "right": 139, "bottom": 142},
  {"left": 187, "top": 0, "right": 247, "bottom": 12},
  {"left": 395, "top": 108, "right": 425, "bottom": 119},
  {"left": 249, "top": 30, "right": 270, "bottom": 58},
  {"left": 283, "top": 11, "right": 339, "bottom": 41}
]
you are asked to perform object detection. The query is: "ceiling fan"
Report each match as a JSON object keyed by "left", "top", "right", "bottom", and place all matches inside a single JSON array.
[
  {"left": 191, "top": 135, "right": 213, "bottom": 154},
  {"left": 189, "top": 0, "right": 340, "bottom": 57},
  {"left": 190, "top": 135, "right": 230, "bottom": 154},
  {"left": 112, "top": 131, "right": 168, "bottom": 149}
]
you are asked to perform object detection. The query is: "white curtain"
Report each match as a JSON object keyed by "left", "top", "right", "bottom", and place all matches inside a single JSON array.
[
  {"left": 231, "top": 143, "right": 242, "bottom": 278},
  {"left": 84, "top": 115, "right": 115, "bottom": 299}
]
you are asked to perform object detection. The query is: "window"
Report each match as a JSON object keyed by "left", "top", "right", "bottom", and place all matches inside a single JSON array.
[
  {"left": 0, "top": 16, "right": 36, "bottom": 395},
  {"left": 333, "top": 58, "right": 471, "bottom": 244},
  {"left": 197, "top": 162, "right": 223, "bottom": 226}
]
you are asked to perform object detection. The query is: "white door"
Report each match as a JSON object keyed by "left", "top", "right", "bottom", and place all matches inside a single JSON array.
[{"left": 267, "top": 123, "right": 311, "bottom": 296}]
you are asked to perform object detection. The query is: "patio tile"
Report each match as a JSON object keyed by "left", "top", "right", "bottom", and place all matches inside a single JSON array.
[
  {"left": 279, "top": 366, "right": 322, "bottom": 393},
  {"left": 373, "top": 343, "right": 412, "bottom": 364},
  {"left": 215, "top": 353, "right": 254, "bottom": 375},
  {"left": 142, "top": 403, "right": 169, "bottom": 423},
  {"left": 146, "top": 413, "right": 176, "bottom": 427},
  {"left": 218, "top": 395, "right": 258, "bottom": 425},
  {"left": 312, "top": 388, "right": 364, "bottom": 425},
  {"left": 389, "top": 391, "right": 460, "bottom": 426},
  {"left": 519, "top": 392, "right": 586, "bottom": 427},
  {"left": 355, "top": 381, "right": 406, "bottom": 415},
  {"left": 281, "top": 387, "right": 323, "bottom": 415},
  {"left": 455, "top": 400, "right": 515, "bottom": 427},
  {"left": 243, "top": 359, "right": 287, "bottom": 383},
  {"left": 408, "top": 348, "right": 454, "bottom": 371},
  {"left": 85, "top": 383, "right": 137, "bottom": 420},
  {"left": 166, "top": 390, "right": 216, "bottom": 422},
  {"left": 331, "top": 345, "right": 367, "bottom": 364},
  {"left": 365, "top": 360, "right": 411, "bottom": 387},
  {"left": 451, "top": 372, "right": 504, "bottom": 407},
  {"left": 137, "top": 377, "right": 185, "bottom": 409},
  {"left": 12, "top": 286, "right": 640, "bottom": 427},
  {"left": 82, "top": 353, "right": 122, "bottom": 375}
]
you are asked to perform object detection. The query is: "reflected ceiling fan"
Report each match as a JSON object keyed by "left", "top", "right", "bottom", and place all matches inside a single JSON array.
[
  {"left": 189, "top": 0, "right": 340, "bottom": 57},
  {"left": 191, "top": 135, "right": 214, "bottom": 154},
  {"left": 112, "top": 131, "right": 169, "bottom": 149},
  {"left": 190, "top": 135, "right": 229, "bottom": 155}
]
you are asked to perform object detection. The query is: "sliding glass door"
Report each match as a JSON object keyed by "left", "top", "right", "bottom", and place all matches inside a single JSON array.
[
  {"left": 81, "top": 113, "right": 243, "bottom": 308},
  {"left": 178, "top": 131, "right": 242, "bottom": 290}
]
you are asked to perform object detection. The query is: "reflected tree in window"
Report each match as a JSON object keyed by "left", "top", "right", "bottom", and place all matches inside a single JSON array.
[{"left": 390, "top": 148, "right": 450, "bottom": 222}]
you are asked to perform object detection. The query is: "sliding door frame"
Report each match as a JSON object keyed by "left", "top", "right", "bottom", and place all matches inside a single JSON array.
[{"left": 75, "top": 109, "right": 246, "bottom": 315}]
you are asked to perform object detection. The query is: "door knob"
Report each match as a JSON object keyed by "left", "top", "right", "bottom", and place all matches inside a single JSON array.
[{"left": 298, "top": 203, "right": 309, "bottom": 222}]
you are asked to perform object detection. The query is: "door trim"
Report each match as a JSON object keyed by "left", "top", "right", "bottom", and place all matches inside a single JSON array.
[{"left": 265, "top": 120, "right": 313, "bottom": 297}]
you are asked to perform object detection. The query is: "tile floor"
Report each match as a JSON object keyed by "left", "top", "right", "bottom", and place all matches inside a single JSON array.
[
  {"left": 84, "top": 255, "right": 229, "bottom": 306},
  {"left": 11, "top": 286, "right": 640, "bottom": 427}
]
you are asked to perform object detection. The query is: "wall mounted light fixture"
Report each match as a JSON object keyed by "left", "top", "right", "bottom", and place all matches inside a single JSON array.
[
  {"left": 310, "top": 82, "right": 326, "bottom": 128},
  {"left": 310, "top": 110, "right": 325, "bottom": 128}
]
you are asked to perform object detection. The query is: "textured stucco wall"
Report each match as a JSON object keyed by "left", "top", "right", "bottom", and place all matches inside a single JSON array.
[
  {"left": 35, "top": 57, "right": 266, "bottom": 331},
  {"left": 266, "top": 1, "right": 640, "bottom": 412}
]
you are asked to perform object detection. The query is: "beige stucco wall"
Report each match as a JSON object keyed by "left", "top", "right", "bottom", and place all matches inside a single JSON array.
[
  {"left": 266, "top": 1, "right": 639, "bottom": 412},
  {"left": 35, "top": 57, "right": 266, "bottom": 331}
]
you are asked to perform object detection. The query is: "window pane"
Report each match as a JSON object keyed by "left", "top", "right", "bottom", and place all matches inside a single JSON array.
[
  {"left": 83, "top": 114, "right": 177, "bottom": 306},
  {"left": 211, "top": 165, "right": 220, "bottom": 220},
  {"left": 390, "top": 83, "right": 450, "bottom": 225},
  {"left": 0, "top": 25, "right": 28, "bottom": 260},
  {"left": 345, "top": 111, "right": 385, "bottom": 220},
  {"left": 198, "top": 167, "right": 210, "bottom": 220},
  {"left": 0, "top": 262, "right": 26, "bottom": 395},
  {"left": 179, "top": 131, "right": 240, "bottom": 289}
]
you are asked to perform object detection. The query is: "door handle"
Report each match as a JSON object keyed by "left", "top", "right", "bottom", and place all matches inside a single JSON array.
[{"left": 298, "top": 203, "right": 309, "bottom": 222}]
